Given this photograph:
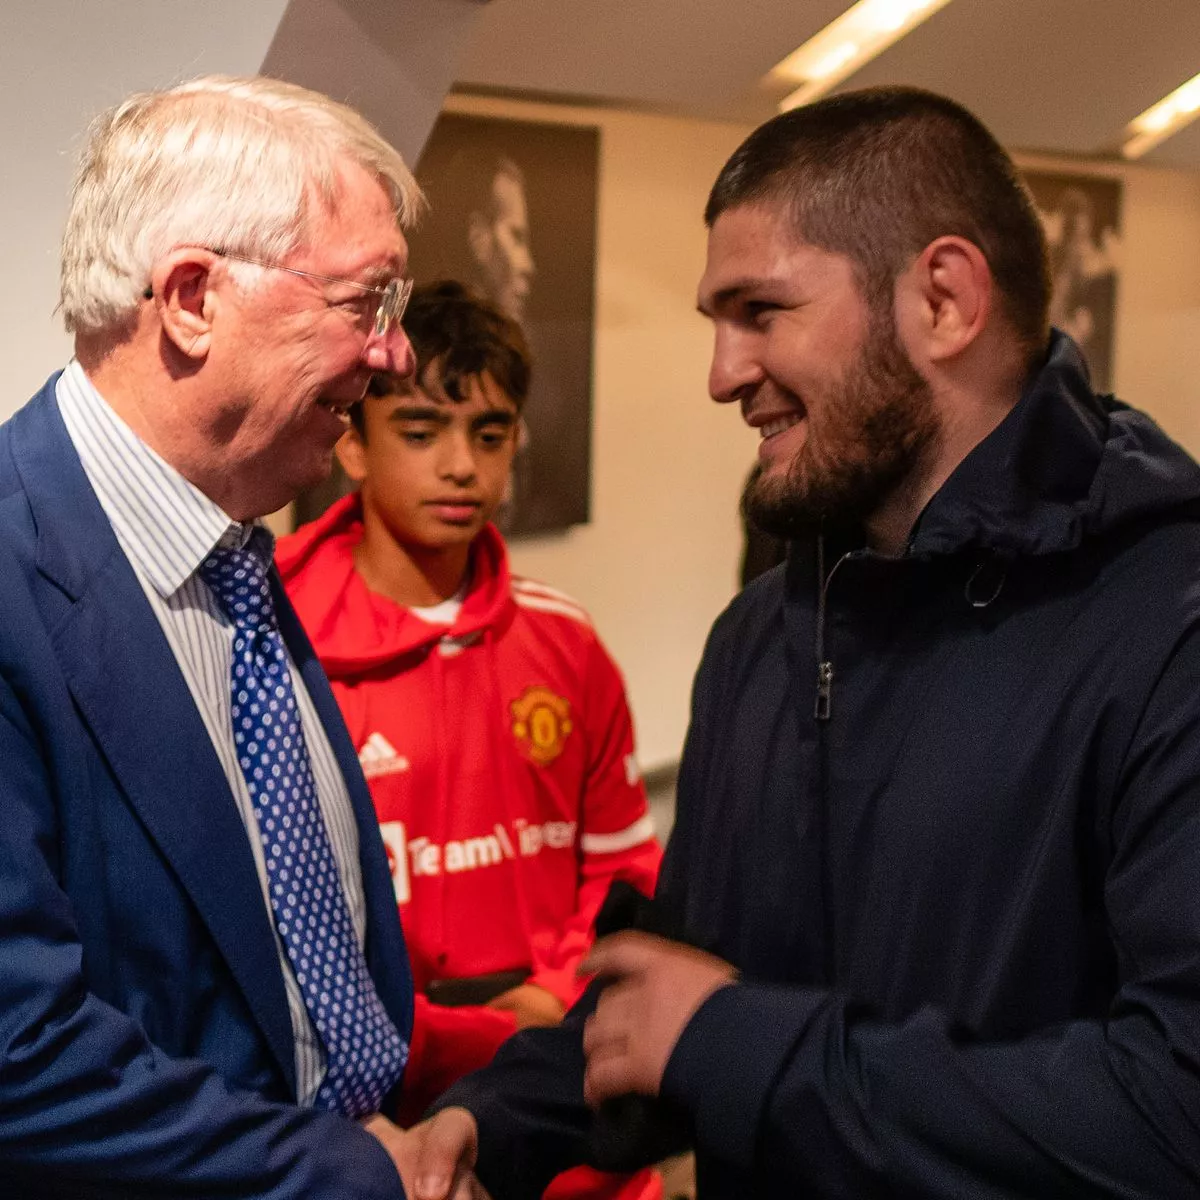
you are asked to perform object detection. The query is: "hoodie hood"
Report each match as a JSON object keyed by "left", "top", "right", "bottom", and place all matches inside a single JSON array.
[
  {"left": 909, "top": 331, "right": 1200, "bottom": 559},
  {"left": 276, "top": 492, "right": 514, "bottom": 678}
]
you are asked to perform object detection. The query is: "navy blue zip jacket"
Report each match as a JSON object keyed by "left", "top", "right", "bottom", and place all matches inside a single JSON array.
[{"left": 442, "top": 333, "right": 1200, "bottom": 1197}]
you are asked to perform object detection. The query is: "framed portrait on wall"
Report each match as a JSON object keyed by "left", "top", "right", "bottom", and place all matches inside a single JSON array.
[
  {"left": 1021, "top": 169, "right": 1122, "bottom": 393},
  {"left": 409, "top": 112, "right": 601, "bottom": 537},
  {"left": 292, "top": 111, "right": 601, "bottom": 536}
]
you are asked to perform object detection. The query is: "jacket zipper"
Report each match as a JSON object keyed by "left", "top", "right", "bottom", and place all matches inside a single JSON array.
[
  {"left": 813, "top": 532, "right": 838, "bottom": 981},
  {"left": 815, "top": 661, "right": 834, "bottom": 721},
  {"left": 813, "top": 536, "right": 871, "bottom": 981},
  {"left": 814, "top": 535, "right": 851, "bottom": 721}
]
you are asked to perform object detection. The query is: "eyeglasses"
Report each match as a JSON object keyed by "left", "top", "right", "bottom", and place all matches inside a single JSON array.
[{"left": 147, "top": 247, "right": 413, "bottom": 338}]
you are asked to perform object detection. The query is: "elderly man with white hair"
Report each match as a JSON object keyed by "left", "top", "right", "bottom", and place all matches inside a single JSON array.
[{"left": 0, "top": 76, "right": 485, "bottom": 1199}]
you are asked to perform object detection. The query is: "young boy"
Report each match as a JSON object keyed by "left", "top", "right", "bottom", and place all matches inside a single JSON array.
[{"left": 278, "top": 282, "right": 662, "bottom": 1200}]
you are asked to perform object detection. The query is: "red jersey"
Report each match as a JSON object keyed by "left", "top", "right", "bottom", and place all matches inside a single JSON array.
[{"left": 278, "top": 496, "right": 662, "bottom": 1199}]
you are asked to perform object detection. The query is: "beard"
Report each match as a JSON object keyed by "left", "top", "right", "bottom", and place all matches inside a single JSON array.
[{"left": 743, "top": 309, "right": 941, "bottom": 541}]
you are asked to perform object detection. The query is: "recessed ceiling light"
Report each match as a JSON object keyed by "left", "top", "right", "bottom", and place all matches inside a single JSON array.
[
  {"left": 1122, "top": 70, "right": 1200, "bottom": 159},
  {"left": 769, "top": 0, "right": 958, "bottom": 111}
]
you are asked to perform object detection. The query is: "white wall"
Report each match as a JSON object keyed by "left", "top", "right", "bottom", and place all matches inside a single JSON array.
[{"left": 0, "top": 0, "right": 291, "bottom": 404}]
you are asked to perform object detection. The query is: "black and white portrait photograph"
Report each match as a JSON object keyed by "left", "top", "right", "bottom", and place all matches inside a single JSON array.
[
  {"left": 410, "top": 112, "right": 601, "bottom": 536},
  {"left": 1023, "top": 169, "right": 1123, "bottom": 393}
]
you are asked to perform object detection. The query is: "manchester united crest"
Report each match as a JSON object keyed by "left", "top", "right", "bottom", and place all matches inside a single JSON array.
[{"left": 510, "top": 686, "right": 573, "bottom": 765}]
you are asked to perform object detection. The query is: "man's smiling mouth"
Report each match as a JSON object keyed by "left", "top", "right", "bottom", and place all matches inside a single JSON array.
[
  {"left": 319, "top": 396, "right": 356, "bottom": 418},
  {"left": 759, "top": 413, "right": 803, "bottom": 439}
]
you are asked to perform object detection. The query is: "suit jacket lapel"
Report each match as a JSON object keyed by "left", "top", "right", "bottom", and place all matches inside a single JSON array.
[{"left": 11, "top": 387, "right": 298, "bottom": 1093}]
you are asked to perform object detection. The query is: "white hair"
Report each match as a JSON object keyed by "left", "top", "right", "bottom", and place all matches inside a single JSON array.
[{"left": 60, "top": 74, "right": 425, "bottom": 336}]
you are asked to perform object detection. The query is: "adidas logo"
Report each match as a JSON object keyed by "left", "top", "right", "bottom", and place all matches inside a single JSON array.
[{"left": 358, "top": 732, "right": 410, "bottom": 779}]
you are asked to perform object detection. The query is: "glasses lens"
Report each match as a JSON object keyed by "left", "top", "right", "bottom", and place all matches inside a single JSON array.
[{"left": 373, "top": 278, "right": 414, "bottom": 337}]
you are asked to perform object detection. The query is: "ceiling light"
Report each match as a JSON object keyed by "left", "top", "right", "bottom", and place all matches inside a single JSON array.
[
  {"left": 1122, "top": 70, "right": 1200, "bottom": 159},
  {"left": 770, "top": 0, "right": 957, "bottom": 111},
  {"left": 812, "top": 43, "right": 861, "bottom": 80}
]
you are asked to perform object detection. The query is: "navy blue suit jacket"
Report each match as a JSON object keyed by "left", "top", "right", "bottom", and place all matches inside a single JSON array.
[{"left": 0, "top": 377, "right": 413, "bottom": 1198}]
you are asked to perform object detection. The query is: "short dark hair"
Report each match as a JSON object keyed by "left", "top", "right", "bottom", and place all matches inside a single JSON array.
[
  {"left": 354, "top": 280, "right": 531, "bottom": 432},
  {"left": 706, "top": 87, "right": 1050, "bottom": 359}
]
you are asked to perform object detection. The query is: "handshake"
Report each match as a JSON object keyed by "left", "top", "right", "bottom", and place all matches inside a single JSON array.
[
  {"left": 362, "top": 1106, "right": 489, "bottom": 1200},
  {"left": 359, "top": 886, "right": 739, "bottom": 1200}
]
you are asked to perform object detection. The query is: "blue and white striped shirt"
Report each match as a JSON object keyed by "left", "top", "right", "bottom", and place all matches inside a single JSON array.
[{"left": 56, "top": 360, "right": 366, "bottom": 1106}]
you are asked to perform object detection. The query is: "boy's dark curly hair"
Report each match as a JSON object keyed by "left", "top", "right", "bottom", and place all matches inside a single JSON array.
[{"left": 353, "top": 280, "right": 531, "bottom": 434}]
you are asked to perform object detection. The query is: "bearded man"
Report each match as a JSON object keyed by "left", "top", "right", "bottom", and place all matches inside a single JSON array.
[{"left": 410, "top": 86, "right": 1200, "bottom": 1198}]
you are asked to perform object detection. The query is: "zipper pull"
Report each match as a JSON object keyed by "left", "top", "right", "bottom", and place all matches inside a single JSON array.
[{"left": 815, "top": 661, "right": 833, "bottom": 721}]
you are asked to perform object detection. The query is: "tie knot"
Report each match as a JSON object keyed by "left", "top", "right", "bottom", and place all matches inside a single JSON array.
[{"left": 200, "top": 538, "right": 275, "bottom": 630}]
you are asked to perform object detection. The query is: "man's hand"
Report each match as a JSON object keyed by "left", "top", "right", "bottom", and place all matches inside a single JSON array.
[
  {"left": 487, "top": 982, "right": 566, "bottom": 1028},
  {"left": 408, "top": 1107, "right": 490, "bottom": 1200},
  {"left": 361, "top": 1110, "right": 489, "bottom": 1200},
  {"left": 581, "top": 932, "right": 737, "bottom": 1108}
]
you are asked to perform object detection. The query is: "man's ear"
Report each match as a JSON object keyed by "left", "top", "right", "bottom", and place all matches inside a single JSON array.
[
  {"left": 896, "top": 236, "right": 993, "bottom": 364},
  {"left": 147, "top": 248, "right": 220, "bottom": 362},
  {"left": 335, "top": 425, "right": 368, "bottom": 483}
]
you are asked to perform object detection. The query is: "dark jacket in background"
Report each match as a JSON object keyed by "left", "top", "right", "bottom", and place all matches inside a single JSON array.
[{"left": 440, "top": 334, "right": 1200, "bottom": 1198}]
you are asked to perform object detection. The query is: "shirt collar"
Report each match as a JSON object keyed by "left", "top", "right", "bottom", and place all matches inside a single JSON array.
[{"left": 56, "top": 359, "right": 267, "bottom": 598}]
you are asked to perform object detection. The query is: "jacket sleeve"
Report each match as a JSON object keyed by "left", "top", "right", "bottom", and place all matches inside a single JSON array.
[
  {"left": 433, "top": 635, "right": 727, "bottom": 1198},
  {"left": 657, "top": 625, "right": 1200, "bottom": 1198},
  {"left": 0, "top": 673, "right": 404, "bottom": 1200},
  {"left": 527, "top": 634, "right": 662, "bottom": 1009}
]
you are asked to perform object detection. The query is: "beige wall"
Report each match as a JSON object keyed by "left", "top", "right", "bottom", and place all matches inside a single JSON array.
[
  {"left": 1108, "top": 165, "right": 1200, "bottom": 451},
  {"left": 1018, "top": 151, "right": 1200, "bottom": 455}
]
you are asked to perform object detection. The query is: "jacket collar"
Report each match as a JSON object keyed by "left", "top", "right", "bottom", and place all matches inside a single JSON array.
[
  {"left": 909, "top": 332, "right": 1200, "bottom": 559},
  {"left": 13, "top": 372, "right": 116, "bottom": 600},
  {"left": 54, "top": 361, "right": 242, "bottom": 598}
]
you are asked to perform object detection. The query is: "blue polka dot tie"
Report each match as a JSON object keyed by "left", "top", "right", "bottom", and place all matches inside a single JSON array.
[{"left": 201, "top": 535, "right": 407, "bottom": 1117}]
